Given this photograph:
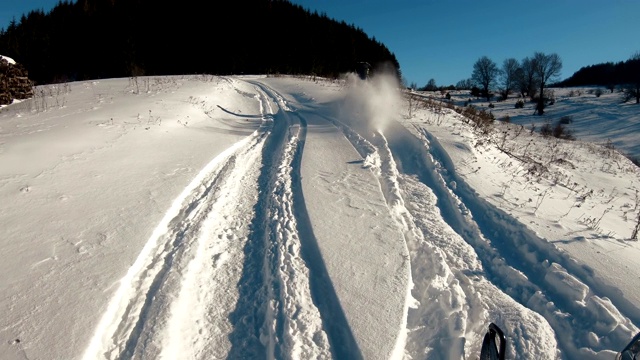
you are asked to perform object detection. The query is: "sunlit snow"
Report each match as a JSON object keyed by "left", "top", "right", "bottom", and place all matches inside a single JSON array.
[{"left": 1, "top": 71, "right": 639, "bottom": 360}]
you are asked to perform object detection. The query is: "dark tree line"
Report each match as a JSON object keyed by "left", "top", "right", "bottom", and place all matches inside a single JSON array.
[
  {"left": 0, "top": 0, "right": 400, "bottom": 85},
  {"left": 558, "top": 53, "right": 640, "bottom": 104}
]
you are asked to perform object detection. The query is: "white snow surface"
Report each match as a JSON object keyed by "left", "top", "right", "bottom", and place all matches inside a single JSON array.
[{"left": 1, "top": 73, "right": 639, "bottom": 360}]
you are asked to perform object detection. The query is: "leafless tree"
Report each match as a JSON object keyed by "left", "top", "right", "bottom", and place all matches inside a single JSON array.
[
  {"left": 516, "top": 57, "right": 538, "bottom": 99},
  {"left": 456, "top": 78, "right": 473, "bottom": 90},
  {"left": 471, "top": 56, "right": 499, "bottom": 101},
  {"left": 500, "top": 58, "right": 520, "bottom": 100},
  {"left": 532, "top": 52, "right": 562, "bottom": 115},
  {"left": 424, "top": 78, "right": 437, "bottom": 91}
]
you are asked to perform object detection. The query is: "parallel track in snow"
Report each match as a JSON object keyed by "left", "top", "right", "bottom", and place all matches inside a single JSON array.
[
  {"left": 82, "top": 80, "right": 336, "bottom": 359},
  {"left": 82, "top": 106, "right": 269, "bottom": 360},
  {"left": 361, "top": 112, "right": 637, "bottom": 358}
]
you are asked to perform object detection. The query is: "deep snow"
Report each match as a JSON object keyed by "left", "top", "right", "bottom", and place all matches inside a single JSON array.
[{"left": 1, "top": 71, "right": 639, "bottom": 360}]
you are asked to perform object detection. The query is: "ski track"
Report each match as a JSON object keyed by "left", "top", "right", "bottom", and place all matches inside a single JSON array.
[{"left": 82, "top": 79, "right": 332, "bottom": 360}]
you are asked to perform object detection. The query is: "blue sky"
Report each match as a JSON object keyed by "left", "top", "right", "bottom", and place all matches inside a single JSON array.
[
  {"left": 288, "top": 0, "right": 639, "bottom": 87},
  {"left": 1, "top": 0, "right": 638, "bottom": 87}
]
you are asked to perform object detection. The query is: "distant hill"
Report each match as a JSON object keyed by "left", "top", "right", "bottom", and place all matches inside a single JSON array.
[{"left": 0, "top": 0, "right": 400, "bottom": 85}]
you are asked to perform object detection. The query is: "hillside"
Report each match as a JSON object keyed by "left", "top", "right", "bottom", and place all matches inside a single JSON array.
[{"left": 411, "top": 87, "right": 640, "bottom": 163}]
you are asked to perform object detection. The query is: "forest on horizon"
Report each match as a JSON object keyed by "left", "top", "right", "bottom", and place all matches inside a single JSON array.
[{"left": 0, "top": 0, "right": 400, "bottom": 85}]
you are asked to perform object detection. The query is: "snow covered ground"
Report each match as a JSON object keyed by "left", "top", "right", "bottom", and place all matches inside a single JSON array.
[{"left": 1, "top": 71, "right": 639, "bottom": 360}]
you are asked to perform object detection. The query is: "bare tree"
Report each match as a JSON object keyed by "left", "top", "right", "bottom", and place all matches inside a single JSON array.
[
  {"left": 471, "top": 56, "right": 499, "bottom": 101},
  {"left": 500, "top": 58, "right": 519, "bottom": 100},
  {"left": 424, "top": 78, "right": 437, "bottom": 91},
  {"left": 456, "top": 78, "right": 472, "bottom": 90},
  {"left": 532, "top": 52, "right": 562, "bottom": 115},
  {"left": 516, "top": 57, "right": 538, "bottom": 99}
]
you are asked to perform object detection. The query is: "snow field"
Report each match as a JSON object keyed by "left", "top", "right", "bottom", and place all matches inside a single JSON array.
[{"left": 2, "top": 73, "right": 640, "bottom": 359}]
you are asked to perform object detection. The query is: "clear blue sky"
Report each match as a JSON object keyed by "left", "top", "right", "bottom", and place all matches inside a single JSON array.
[
  {"left": 287, "top": 0, "right": 639, "bottom": 87},
  {"left": 1, "top": 0, "right": 638, "bottom": 87}
]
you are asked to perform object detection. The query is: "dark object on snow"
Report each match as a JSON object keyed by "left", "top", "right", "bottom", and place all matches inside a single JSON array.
[
  {"left": 479, "top": 323, "right": 506, "bottom": 360},
  {"left": 356, "top": 62, "right": 371, "bottom": 80},
  {"left": 0, "top": 57, "right": 34, "bottom": 105},
  {"left": 478, "top": 322, "right": 640, "bottom": 360}
]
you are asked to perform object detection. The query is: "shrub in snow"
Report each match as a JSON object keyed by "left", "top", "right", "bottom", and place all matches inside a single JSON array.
[
  {"left": 544, "top": 89, "right": 556, "bottom": 105},
  {"left": 471, "top": 86, "right": 481, "bottom": 98},
  {"left": 540, "top": 121, "right": 553, "bottom": 137},
  {"left": 553, "top": 122, "right": 575, "bottom": 140},
  {"left": 624, "top": 86, "right": 639, "bottom": 104},
  {"left": 540, "top": 120, "right": 574, "bottom": 140},
  {"left": 515, "top": 99, "right": 524, "bottom": 109},
  {"left": 559, "top": 115, "right": 573, "bottom": 124}
]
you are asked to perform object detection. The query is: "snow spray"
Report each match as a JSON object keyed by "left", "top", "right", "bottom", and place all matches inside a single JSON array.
[{"left": 340, "top": 64, "right": 403, "bottom": 135}]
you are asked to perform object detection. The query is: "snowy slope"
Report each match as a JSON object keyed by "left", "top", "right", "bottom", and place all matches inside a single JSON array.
[{"left": 1, "top": 73, "right": 639, "bottom": 360}]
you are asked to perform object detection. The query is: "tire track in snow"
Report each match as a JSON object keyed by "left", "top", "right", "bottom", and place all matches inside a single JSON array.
[
  {"left": 309, "top": 113, "right": 427, "bottom": 359},
  {"left": 370, "top": 130, "right": 475, "bottom": 360},
  {"left": 289, "top": 115, "right": 364, "bottom": 360},
  {"left": 227, "top": 82, "right": 331, "bottom": 359},
  {"left": 384, "top": 119, "right": 586, "bottom": 357}
]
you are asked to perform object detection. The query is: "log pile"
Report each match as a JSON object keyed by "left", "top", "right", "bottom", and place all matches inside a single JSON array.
[{"left": 0, "top": 57, "right": 34, "bottom": 105}]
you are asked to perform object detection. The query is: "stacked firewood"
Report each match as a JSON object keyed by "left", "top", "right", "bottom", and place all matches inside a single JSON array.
[{"left": 0, "top": 57, "right": 34, "bottom": 105}]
